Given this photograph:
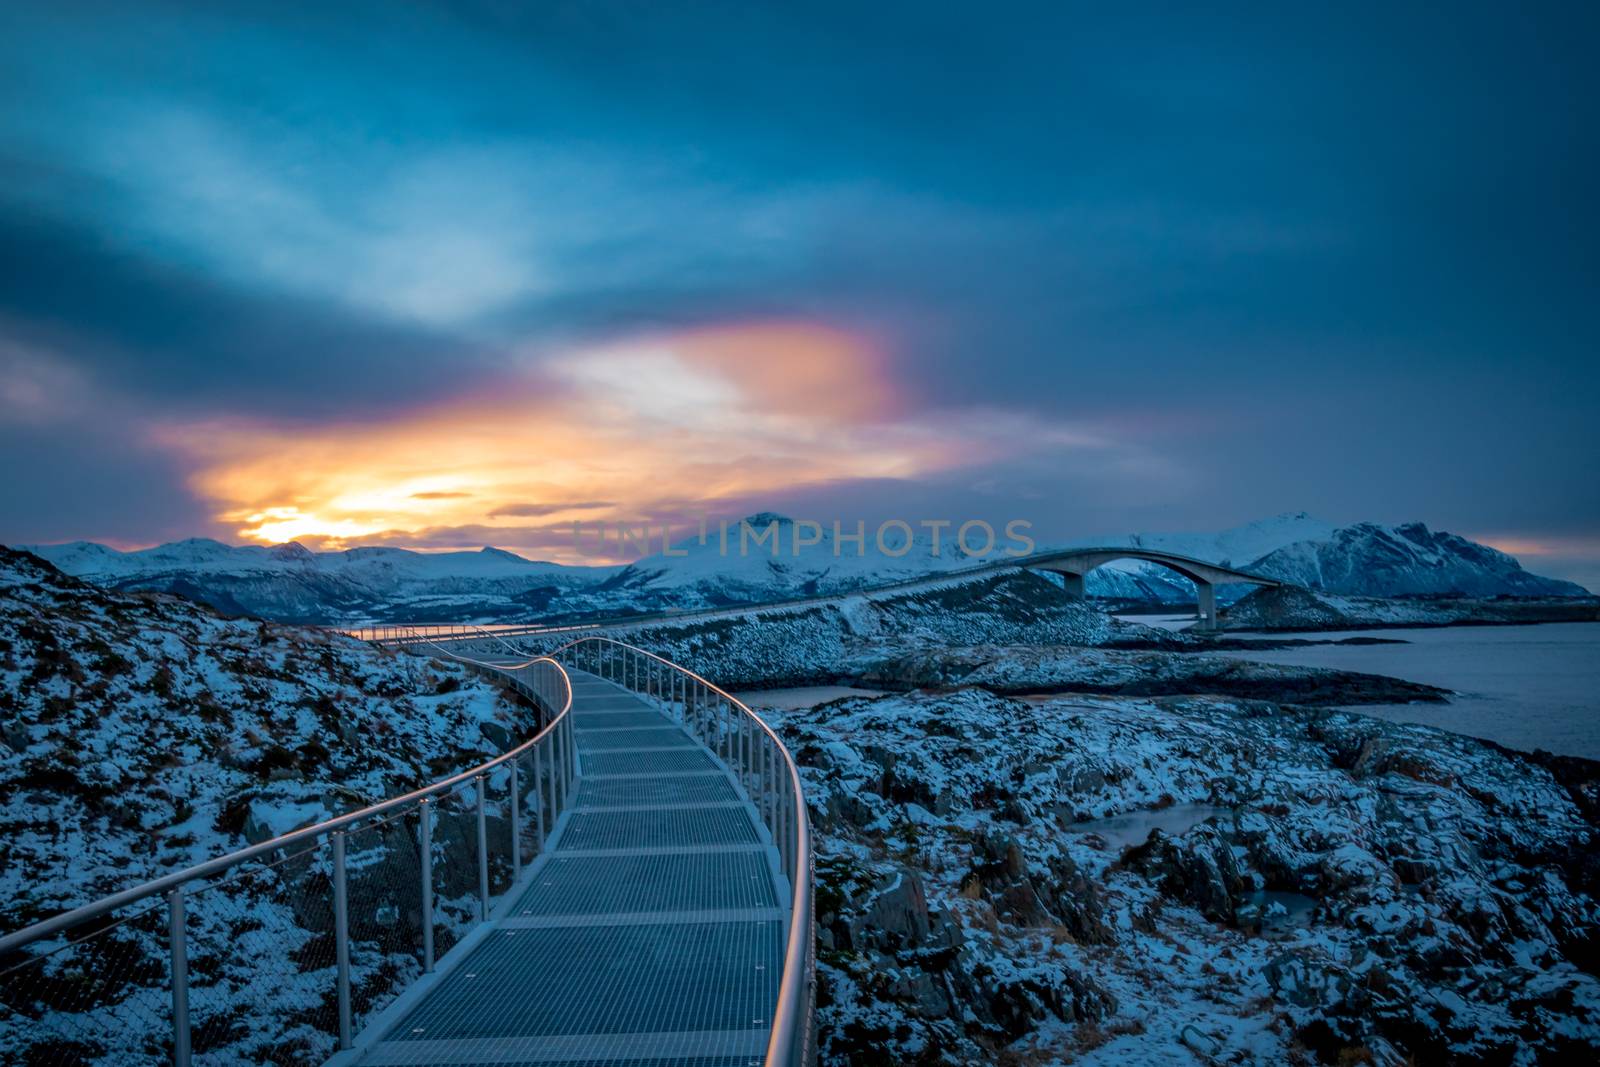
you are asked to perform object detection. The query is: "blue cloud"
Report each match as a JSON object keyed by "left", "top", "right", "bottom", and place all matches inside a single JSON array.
[{"left": 0, "top": 1, "right": 1595, "bottom": 573}]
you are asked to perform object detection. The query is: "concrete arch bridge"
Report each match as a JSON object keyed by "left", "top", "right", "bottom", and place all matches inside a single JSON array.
[{"left": 1013, "top": 546, "right": 1283, "bottom": 630}]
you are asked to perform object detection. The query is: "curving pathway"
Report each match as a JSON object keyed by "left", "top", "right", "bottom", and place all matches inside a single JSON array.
[{"left": 346, "top": 666, "right": 788, "bottom": 1066}]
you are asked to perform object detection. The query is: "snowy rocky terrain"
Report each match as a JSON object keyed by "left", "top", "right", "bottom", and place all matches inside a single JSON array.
[
  {"left": 24, "top": 513, "right": 1589, "bottom": 627},
  {"left": 758, "top": 687, "right": 1600, "bottom": 1064},
  {"left": 0, "top": 547, "right": 532, "bottom": 1063},
  {"left": 1223, "top": 585, "right": 1600, "bottom": 633},
  {"left": 511, "top": 572, "right": 1453, "bottom": 709},
  {"left": 4, "top": 535, "right": 1598, "bottom": 1064},
  {"left": 560, "top": 570, "right": 1141, "bottom": 689},
  {"left": 849, "top": 644, "right": 1448, "bottom": 707}
]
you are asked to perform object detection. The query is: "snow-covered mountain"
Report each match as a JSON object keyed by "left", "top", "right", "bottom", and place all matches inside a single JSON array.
[
  {"left": 20, "top": 516, "right": 988, "bottom": 625},
  {"left": 1090, "top": 511, "right": 1341, "bottom": 569},
  {"left": 1245, "top": 521, "right": 1589, "bottom": 597},
  {"left": 19, "top": 512, "right": 1587, "bottom": 625},
  {"left": 22, "top": 537, "right": 615, "bottom": 624},
  {"left": 1069, "top": 512, "right": 1588, "bottom": 602},
  {"left": 613, "top": 512, "right": 978, "bottom": 595}
]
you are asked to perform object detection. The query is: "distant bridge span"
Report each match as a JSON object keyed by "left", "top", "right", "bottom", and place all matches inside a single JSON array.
[
  {"left": 1011, "top": 546, "right": 1283, "bottom": 630},
  {"left": 357, "top": 546, "right": 1284, "bottom": 647}
]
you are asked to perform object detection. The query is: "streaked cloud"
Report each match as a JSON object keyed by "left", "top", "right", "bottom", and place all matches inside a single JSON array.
[{"left": 151, "top": 322, "right": 1120, "bottom": 558}]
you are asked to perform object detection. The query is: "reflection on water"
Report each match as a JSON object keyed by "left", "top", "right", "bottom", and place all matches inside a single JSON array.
[
  {"left": 1066, "top": 803, "right": 1233, "bottom": 851},
  {"left": 1213, "top": 621, "right": 1600, "bottom": 760}
]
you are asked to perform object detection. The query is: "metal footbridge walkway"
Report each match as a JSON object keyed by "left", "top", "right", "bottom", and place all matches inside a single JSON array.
[
  {"left": 348, "top": 659, "right": 792, "bottom": 1066},
  {"left": 0, "top": 638, "right": 815, "bottom": 1067}
]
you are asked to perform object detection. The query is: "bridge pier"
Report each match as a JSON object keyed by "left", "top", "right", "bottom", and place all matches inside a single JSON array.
[
  {"left": 1058, "top": 571, "right": 1086, "bottom": 598},
  {"left": 1195, "top": 581, "right": 1217, "bottom": 632}
]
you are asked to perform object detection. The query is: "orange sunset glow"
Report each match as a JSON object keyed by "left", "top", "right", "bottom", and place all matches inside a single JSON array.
[{"left": 150, "top": 322, "right": 1081, "bottom": 560}]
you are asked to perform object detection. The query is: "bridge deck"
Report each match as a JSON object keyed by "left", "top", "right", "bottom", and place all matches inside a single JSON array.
[{"left": 353, "top": 670, "right": 785, "bottom": 1067}]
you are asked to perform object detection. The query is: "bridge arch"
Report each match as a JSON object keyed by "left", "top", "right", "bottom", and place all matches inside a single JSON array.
[{"left": 1015, "top": 546, "right": 1282, "bottom": 630}]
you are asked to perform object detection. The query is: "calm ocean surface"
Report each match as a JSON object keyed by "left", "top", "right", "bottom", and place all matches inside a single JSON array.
[{"left": 1211, "top": 621, "right": 1600, "bottom": 760}]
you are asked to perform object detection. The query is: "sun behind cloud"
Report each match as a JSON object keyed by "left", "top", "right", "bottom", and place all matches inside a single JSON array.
[{"left": 149, "top": 321, "right": 1071, "bottom": 559}]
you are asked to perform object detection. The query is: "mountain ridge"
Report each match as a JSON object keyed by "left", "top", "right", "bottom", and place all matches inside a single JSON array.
[{"left": 18, "top": 513, "right": 1587, "bottom": 625}]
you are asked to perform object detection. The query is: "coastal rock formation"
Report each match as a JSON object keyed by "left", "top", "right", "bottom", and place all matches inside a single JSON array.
[{"left": 774, "top": 687, "right": 1600, "bottom": 1063}]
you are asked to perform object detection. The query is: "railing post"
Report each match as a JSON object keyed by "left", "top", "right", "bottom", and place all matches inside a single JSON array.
[
  {"left": 740, "top": 714, "right": 750, "bottom": 783},
  {"left": 755, "top": 735, "right": 765, "bottom": 824},
  {"left": 533, "top": 742, "right": 547, "bottom": 851},
  {"left": 419, "top": 798, "right": 435, "bottom": 973},
  {"left": 551, "top": 721, "right": 563, "bottom": 815},
  {"left": 333, "top": 831, "right": 352, "bottom": 1050},
  {"left": 778, "top": 786, "right": 790, "bottom": 874},
  {"left": 563, "top": 715, "right": 574, "bottom": 799},
  {"left": 168, "top": 887, "right": 190, "bottom": 1067},
  {"left": 722, "top": 700, "right": 732, "bottom": 762},
  {"left": 546, "top": 733, "right": 558, "bottom": 825},
  {"left": 774, "top": 782, "right": 785, "bottom": 872},
  {"left": 761, "top": 737, "right": 772, "bottom": 827},
  {"left": 475, "top": 776, "right": 490, "bottom": 921},
  {"left": 786, "top": 788, "right": 796, "bottom": 877},
  {"left": 568, "top": 715, "right": 577, "bottom": 801},
  {"left": 510, "top": 760, "right": 522, "bottom": 882}
]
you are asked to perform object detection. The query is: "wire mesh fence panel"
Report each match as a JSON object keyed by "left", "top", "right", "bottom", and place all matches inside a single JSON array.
[
  {"left": 184, "top": 842, "right": 339, "bottom": 1066},
  {"left": 511, "top": 752, "right": 540, "bottom": 869},
  {"left": 0, "top": 902, "right": 172, "bottom": 1066},
  {"left": 428, "top": 782, "right": 481, "bottom": 958},
  {"left": 481, "top": 769, "right": 515, "bottom": 899},
  {"left": 342, "top": 811, "right": 425, "bottom": 1036}
]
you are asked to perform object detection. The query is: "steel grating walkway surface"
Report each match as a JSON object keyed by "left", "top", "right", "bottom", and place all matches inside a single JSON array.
[{"left": 354, "top": 671, "right": 786, "bottom": 1067}]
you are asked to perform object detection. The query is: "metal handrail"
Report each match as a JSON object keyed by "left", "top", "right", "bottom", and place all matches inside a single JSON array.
[
  {"left": 0, "top": 654, "right": 575, "bottom": 1064},
  {"left": 0, "top": 659, "right": 570, "bottom": 952},
  {"left": 543, "top": 635, "right": 815, "bottom": 1067},
  {"left": 2, "top": 636, "right": 815, "bottom": 1066}
]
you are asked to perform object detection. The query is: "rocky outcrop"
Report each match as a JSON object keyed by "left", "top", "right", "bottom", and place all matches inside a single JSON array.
[
  {"left": 1225, "top": 584, "right": 1600, "bottom": 632},
  {"left": 564, "top": 572, "right": 1125, "bottom": 688},
  {"left": 0, "top": 547, "right": 530, "bottom": 1064},
  {"left": 852, "top": 643, "right": 1449, "bottom": 706},
  {"left": 776, "top": 686, "right": 1600, "bottom": 1064}
]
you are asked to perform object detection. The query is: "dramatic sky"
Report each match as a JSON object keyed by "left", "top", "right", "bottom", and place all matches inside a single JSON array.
[{"left": 1, "top": 2, "right": 1596, "bottom": 582}]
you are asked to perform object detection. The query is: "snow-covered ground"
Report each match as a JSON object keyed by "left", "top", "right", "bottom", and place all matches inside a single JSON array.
[
  {"left": 0, "top": 546, "right": 531, "bottom": 1064},
  {"left": 6, "top": 539, "right": 1597, "bottom": 1065},
  {"left": 1223, "top": 584, "right": 1600, "bottom": 632},
  {"left": 775, "top": 687, "right": 1600, "bottom": 1064}
]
